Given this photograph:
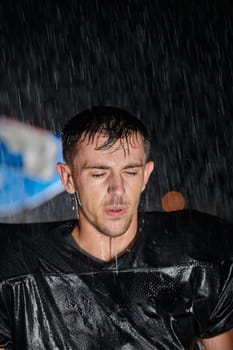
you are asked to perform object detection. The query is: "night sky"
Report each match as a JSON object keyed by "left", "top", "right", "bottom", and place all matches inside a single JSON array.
[{"left": 0, "top": 0, "right": 233, "bottom": 222}]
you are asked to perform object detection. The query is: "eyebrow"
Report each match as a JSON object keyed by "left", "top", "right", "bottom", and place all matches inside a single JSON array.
[{"left": 83, "top": 162, "right": 144, "bottom": 170}]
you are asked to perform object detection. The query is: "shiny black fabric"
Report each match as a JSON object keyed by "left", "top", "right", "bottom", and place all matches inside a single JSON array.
[{"left": 0, "top": 210, "right": 233, "bottom": 350}]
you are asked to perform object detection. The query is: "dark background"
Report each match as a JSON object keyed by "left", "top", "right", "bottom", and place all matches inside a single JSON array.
[{"left": 0, "top": 0, "right": 233, "bottom": 222}]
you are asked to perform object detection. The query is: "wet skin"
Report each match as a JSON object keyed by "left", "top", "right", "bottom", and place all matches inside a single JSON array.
[{"left": 57, "top": 132, "right": 154, "bottom": 261}]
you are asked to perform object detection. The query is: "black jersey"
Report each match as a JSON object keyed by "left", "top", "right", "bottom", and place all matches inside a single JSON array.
[{"left": 0, "top": 210, "right": 233, "bottom": 350}]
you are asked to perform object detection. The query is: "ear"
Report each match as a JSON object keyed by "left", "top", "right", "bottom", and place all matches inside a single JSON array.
[
  {"left": 56, "top": 162, "right": 76, "bottom": 194},
  {"left": 142, "top": 160, "right": 154, "bottom": 192}
]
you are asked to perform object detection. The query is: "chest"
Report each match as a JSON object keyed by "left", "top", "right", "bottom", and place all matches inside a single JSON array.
[{"left": 8, "top": 267, "right": 206, "bottom": 349}]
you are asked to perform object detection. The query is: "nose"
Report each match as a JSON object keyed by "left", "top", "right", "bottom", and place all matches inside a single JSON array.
[{"left": 107, "top": 174, "right": 125, "bottom": 196}]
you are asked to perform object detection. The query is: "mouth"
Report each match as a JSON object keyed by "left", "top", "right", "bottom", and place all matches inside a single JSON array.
[{"left": 105, "top": 206, "right": 128, "bottom": 218}]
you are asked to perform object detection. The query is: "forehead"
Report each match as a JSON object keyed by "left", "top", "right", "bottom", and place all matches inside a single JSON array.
[{"left": 75, "top": 132, "right": 146, "bottom": 162}]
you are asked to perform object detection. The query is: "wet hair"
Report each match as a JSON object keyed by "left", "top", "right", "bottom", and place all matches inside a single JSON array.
[{"left": 62, "top": 106, "right": 151, "bottom": 165}]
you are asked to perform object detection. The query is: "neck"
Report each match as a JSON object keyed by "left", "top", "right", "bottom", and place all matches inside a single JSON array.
[{"left": 72, "top": 219, "right": 138, "bottom": 262}]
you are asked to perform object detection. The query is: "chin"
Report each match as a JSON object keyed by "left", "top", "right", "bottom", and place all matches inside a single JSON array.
[{"left": 100, "top": 223, "right": 131, "bottom": 238}]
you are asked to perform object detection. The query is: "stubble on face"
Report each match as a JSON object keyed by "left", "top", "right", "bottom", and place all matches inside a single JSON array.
[
  {"left": 72, "top": 133, "right": 150, "bottom": 240},
  {"left": 79, "top": 202, "right": 137, "bottom": 238}
]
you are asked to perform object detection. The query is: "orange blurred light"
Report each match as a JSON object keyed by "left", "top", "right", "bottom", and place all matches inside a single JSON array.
[{"left": 162, "top": 191, "right": 185, "bottom": 212}]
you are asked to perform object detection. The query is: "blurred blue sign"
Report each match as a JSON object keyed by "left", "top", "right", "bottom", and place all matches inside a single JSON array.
[{"left": 0, "top": 118, "right": 64, "bottom": 216}]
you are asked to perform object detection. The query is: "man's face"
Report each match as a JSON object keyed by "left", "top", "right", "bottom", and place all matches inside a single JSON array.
[{"left": 59, "top": 133, "right": 154, "bottom": 238}]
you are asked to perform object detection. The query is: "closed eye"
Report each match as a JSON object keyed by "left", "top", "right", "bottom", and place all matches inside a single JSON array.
[
  {"left": 92, "top": 173, "right": 106, "bottom": 178},
  {"left": 125, "top": 171, "right": 137, "bottom": 176}
]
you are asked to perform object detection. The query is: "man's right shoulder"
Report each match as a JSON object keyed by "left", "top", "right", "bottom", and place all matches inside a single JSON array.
[{"left": 0, "top": 220, "right": 74, "bottom": 282}]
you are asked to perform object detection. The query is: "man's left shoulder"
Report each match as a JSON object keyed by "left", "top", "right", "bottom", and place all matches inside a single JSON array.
[{"left": 141, "top": 210, "right": 233, "bottom": 262}]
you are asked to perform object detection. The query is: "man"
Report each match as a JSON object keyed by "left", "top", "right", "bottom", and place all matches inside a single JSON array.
[{"left": 0, "top": 106, "right": 233, "bottom": 349}]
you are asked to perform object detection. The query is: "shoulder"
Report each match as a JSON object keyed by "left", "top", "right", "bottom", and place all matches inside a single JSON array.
[
  {"left": 0, "top": 220, "right": 76, "bottom": 281},
  {"left": 141, "top": 210, "right": 233, "bottom": 263}
]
